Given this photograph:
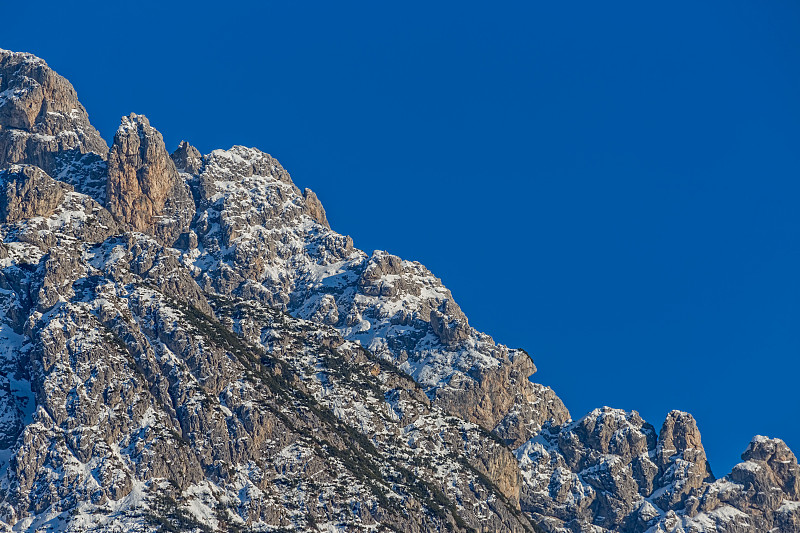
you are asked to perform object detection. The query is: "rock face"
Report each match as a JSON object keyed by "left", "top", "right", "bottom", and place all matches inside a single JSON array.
[
  {"left": 303, "top": 187, "right": 330, "bottom": 228},
  {"left": 515, "top": 408, "right": 799, "bottom": 533},
  {"left": 170, "top": 140, "right": 203, "bottom": 174},
  {"left": 106, "top": 114, "right": 194, "bottom": 245},
  {"left": 739, "top": 436, "right": 800, "bottom": 501},
  {"left": 0, "top": 165, "right": 68, "bottom": 223},
  {"left": 0, "top": 49, "right": 796, "bottom": 533},
  {"left": 0, "top": 50, "right": 108, "bottom": 199},
  {"left": 653, "top": 410, "right": 714, "bottom": 511}
]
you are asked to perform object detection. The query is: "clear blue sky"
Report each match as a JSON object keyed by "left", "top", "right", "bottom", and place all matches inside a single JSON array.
[{"left": 6, "top": 1, "right": 799, "bottom": 476}]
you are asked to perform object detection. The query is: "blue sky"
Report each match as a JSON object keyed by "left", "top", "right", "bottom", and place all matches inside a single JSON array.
[{"left": 6, "top": 0, "right": 800, "bottom": 475}]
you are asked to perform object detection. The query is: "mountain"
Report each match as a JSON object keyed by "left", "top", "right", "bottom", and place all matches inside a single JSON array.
[{"left": 0, "top": 48, "right": 796, "bottom": 533}]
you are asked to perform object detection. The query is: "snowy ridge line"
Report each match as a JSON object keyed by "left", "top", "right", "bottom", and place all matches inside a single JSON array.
[{"left": 0, "top": 48, "right": 796, "bottom": 532}]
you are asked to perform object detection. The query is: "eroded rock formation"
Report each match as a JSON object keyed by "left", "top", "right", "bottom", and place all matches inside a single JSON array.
[
  {"left": 106, "top": 113, "right": 194, "bottom": 245},
  {"left": 0, "top": 49, "right": 795, "bottom": 533}
]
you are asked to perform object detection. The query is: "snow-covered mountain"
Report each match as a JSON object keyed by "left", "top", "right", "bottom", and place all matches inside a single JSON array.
[{"left": 0, "top": 48, "right": 796, "bottom": 532}]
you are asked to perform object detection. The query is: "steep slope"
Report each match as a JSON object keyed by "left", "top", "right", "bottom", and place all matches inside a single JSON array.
[
  {"left": 106, "top": 114, "right": 194, "bottom": 246},
  {"left": 0, "top": 50, "right": 108, "bottom": 201},
  {"left": 0, "top": 164, "right": 533, "bottom": 532},
  {"left": 176, "top": 142, "right": 570, "bottom": 449},
  {"left": 0, "top": 49, "right": 797, "bottom": 533}
]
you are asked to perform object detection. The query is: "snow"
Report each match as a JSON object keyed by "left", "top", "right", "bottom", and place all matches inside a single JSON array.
[
  {"left": 734, "top": 460, "right": 762, "bottom": 472},
  {"left": 181, "top": 482, "right": 220, "bottom": 530},
  {"left": 0, "top": 107, "right": 792, "bottom": 533},
  {"left": 778, "top": 499, "right": 800, "bottom": 513}
]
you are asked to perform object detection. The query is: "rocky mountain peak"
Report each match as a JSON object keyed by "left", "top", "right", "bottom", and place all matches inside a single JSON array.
[
  {"left": 106, "top": 113, "right": 194, "bottom": 245},
  {"left": 0, "top": 49, "right": 107, "bottom": 180},
  {"left": 170, "top": 140, "right": 203, "bottom": 174},
  {"left": 0, "top": 49, "right": 797, "bottom": 533},
  {"left": 657, "top": 410, "right": 708, "bottom": 464},
  {"left": 739, "top": 435, "right": 800, "bottom": 499},
  {"left": 651, "top": 410, "right": 714, "bottom": 512}
]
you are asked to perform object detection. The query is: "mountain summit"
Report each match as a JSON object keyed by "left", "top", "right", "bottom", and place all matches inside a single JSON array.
[{"left": 0, "top": 49, "right": 796, "bottom": 533}]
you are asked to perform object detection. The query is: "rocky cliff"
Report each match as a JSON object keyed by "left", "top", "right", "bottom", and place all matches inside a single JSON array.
[{"left": 0, "top": 48, "right": 796, "bottom": 533}]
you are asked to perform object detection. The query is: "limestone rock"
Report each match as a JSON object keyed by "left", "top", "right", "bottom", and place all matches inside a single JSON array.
[
  {"left": 303, "top": 187, "right": 330, "bottom": 228},
  {"left": 0, "top": 165, "right": 69, "bottom": 223},
  {"left": 0, "top": 50, "right": 108, "bottom": 188},
  {"left": 653, "top": 410, "right": 714, "bottom": 511},
  {"left": 723, "top": 436, "right": 800, "bottom": 515},
  {"left": 435, "top": 350, "right": 569, "bottom": 447},
  {"left": 740, "top": 435, "right": 800, "bottom": 500},
  {"left": 106, "top": 114, "right": 194, "bottom": 245},
  {"left": 170, "top": 140, "right": 203, "bottom": 174},
  {"left": 0, "top": 48, "right": 797, "bottom": 533}
]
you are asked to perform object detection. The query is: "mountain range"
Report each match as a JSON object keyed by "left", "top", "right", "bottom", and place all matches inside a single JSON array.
[{"left": 0, "top": 48, "right": 797, "bottom": 532}]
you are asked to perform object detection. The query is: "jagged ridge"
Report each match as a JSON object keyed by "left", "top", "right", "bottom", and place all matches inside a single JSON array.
[{"left": 0, "top": 48, "right": 797, "bottom": 533}]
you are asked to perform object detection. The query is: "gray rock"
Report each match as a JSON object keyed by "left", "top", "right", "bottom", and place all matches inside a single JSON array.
[
  {"left": 170, "top": 140, "right": 203, "bottom": 174},
  {"left": 740, "top": 435, "right": 800, "bottom": 500},
  {"left": 0, "top": 48, "right": 796, "bottom": 533},
  {"left": 0, "top": 50, "right": 108, "bottom": 185},
  {"left": 303, "top": 187, "right": 330, "bottom": 228},
  {"left": 653, "top": 410, "right": 714, "bottom": 511},
  {"left": 106, "top": 114, "right": 195, "bottom": 245},
  {"left": 0, "top": 165, "right": 68, "bottom": 222}
]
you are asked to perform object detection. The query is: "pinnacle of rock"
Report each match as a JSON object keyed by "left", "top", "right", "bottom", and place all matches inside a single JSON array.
[
  {"left": 303, "top": 187, "right": 330, "bottom": 228},
  {"left": 657, "top": 410, "right": 709, "bottom": 468},
  {"left": 170, "top": 140, "right": 203, "bottom": 174},
  {"left": 106, "top": 113, "right": 194, "bottom": 245},
  {"left": 652, "top": 410, "right": 714, "bottom": 511}
]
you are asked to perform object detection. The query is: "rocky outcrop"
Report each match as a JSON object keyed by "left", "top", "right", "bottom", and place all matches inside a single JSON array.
[
  {"left": 0, "top": 165, "right": 69, "bottom": 223},
  {"left": 517, "top": 408, "right": 661, "bottom": 531},
  {"left": 739, "top": 436, "right": 800, "bottom": 500},
  {"left": 106, "top": 114, "right": 194, "bottom": 245},
  {"left": 303, "top": 187, "right": 330, "bottom": 228},
  {"left": 640, "top": 436, "right": 800, "bottom": 533},
  {"left": 653, "top": 410, "right": 714, "bottom": 512},
  {"left": 0, "top": 49, "right": 796, "bottom": 533},
  {"left": 435, "top": 349, "right": 570, "bottom": 448},
  {"left": 0, "top": 49, "right": 108, "bottom": 193},
  {"left": 715, "top": 437, "right": 800, "bottom": 520},
  {"left": 513, "top": 408, "right": 800, "bottom": 533},
  {"left": 170, "top": 140, "right": 203, "bottom": 174}
]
